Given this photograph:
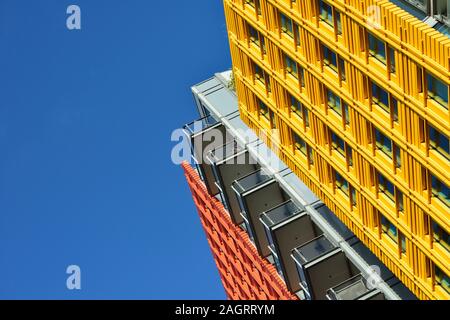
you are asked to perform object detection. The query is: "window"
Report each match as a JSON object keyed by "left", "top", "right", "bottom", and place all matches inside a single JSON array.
[
  {"left": 289, "top": 94, "right": 304, "bottom": 120},
  {"left": 350, "top": 186, "right": 357, "bottom": 207},
  {"left": 336, "top": 9, "right": 342, "bottom": 35},
  {"left": 381, "top": 214, "right": 398, "bottom": 244},
  {"left": 388, "top": 46, "right": 396, "bottom": 73},
  {"left": 427, "top": 73, "right": 448, "bottom": 109},
  {"left": 435, "top": 266, "right": 450, "bottom": 295},
  {"left": 394, "top": 144, "right": 402, "bottom": 169},
  {"left": 368, "top": 32, "right": 386, "bottom": 64},
  {"left": 294, "top": 22, "right": 301, "bottom": 47},
  {"left": 327, "top": 89, "right": 341, "bottom": 116},
  {"left": 378, "top": 172, "right": 395, "bottom": 202},
  {"left": 246, "top": 0, "right": 261, "bottom": 15},
  {"left": 269, "top": 109, "right": 276, "bottom": 129},
  {"left": 335, "top": 171, "right": 349, "bottom": 196},
  {"left": 254, "top": 63, "right": 264, "bottom": 83},
  {"left": 338, "top": 57, "right": 346, "bottom": 82},
  {"left": 371, "top": 82, "right": 389, "bottom": 112},
  {"left": 253, "top": 62, "right": 271, "bottom": 92},
  {"left": 280, "top": 12, "right": 293, "bottom": 37},
  {"left": 346, "top": 144, "right": 353, "bottom": 167},
  {"left": 248, "top": 23, "right": 266, "bottom": 55},
  {"left": 429, "top": 124, "right": 450, "bottom": 160},
  {"left": 304, "top": 108, "right": 310, "bottom": 128},
  {"left": 299, "top": 67, "right": 305, "bottom": 88},
  {"left": 308, "top": 146, "right": 314, "bottom": 165},
  {"left": 392, "top": 98, "right": 399, "bottom": 123},
  {"left": 375, "top": 127, "right": 393, "bottom": 158},
  {"left": 433, "top": 221, "right": 450, "bottom": 253},
  {"left": 431, "top": 174, "right": 450, "bottom": 208},
  {"left": 331, "top": 131, "right": 345, "bottom": 157},
  {"left": 319, "top": 0, "right": 333, "bottom": 26},
  {"left": 285, "top": 54, "right": 298, "bottom": 79},
  {"left": 294, "top": 132, "right": 307, "bottom": 156},
  {"left": 323, "top": 44, "right": 337, "bottom": 72},
  {"left": 400, "top": 232, "right": 406, "bottom": 254},
  {"left": 396, "top": 190, "right": 404, "bottom": 214},
  {"left": 343, "top": 103, "right": 350, "bottom": 125},
  {"left": 258, "top": 99, "right": 269, "bottom": 120}
]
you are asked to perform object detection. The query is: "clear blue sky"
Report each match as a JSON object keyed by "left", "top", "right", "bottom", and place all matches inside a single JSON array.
[{"left": 0, "top": 0, "right": 230, "bottom": 299}]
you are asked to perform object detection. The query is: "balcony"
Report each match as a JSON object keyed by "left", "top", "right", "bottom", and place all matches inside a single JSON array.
[
  {"left": 183, "top": 115, "right": 230, "bottom": 196},
  {"left": 292, "top": 235, "right": 359, "bottom": 300},
  {"left": 260, "top": 200, "right": 322, "bottom": 293},
  {"left": 326, "top": 274, "right": 385, "bottom": 300},
  {"left": 205, "top": 141, "right": 259, "bottom": 224},
  {"left": 231, "top": 169, "right": 289, "bottom": 257}
]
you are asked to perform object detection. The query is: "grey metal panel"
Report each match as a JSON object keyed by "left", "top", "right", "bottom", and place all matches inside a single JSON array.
[
  {"left": 272, "top": 214, "right": 320, "bottom": 293},
  {"left": 242, "top": 182, "right": 287, "bottom": 257}
]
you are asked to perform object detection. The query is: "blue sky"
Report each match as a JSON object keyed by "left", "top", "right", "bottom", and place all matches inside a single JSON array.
[{"left": 0, "top": 0, "right": 230, "bottom": 299}]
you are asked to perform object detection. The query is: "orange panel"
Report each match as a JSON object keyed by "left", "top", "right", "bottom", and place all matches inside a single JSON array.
[{"left": 182, "top": 162, "right": 298, "bottom": 300}]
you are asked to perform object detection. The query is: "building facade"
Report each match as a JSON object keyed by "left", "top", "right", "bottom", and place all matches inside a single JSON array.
[
  {"left": 221, "top": 0, "right": 450, "bottom": 299},
  {"left": 182, "top": 72, "right": 417, "bottom": 300}
]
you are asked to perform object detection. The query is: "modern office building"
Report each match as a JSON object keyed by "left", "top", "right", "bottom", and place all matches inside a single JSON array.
[
  {"left": 182, "top": 0, "right": 450, "bottom": 300},
  {"left": 183, "top": 71, "right": 416, "bottom": 300}
]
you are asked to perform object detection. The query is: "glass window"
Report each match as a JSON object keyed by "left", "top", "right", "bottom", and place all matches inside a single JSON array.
[
  {"left": 372, "top": 82, "right": 389, "bottom": 112},
  {"left": 388, "top": 46, "right": 396, "bottom": 73},
  {"left": 327, "top": 89, "right": 341, "bottom": 116},
  {"left": 394, "top": 144, "right": 401, "bottom": 169},
  {"left": 429, "top": 124, "right": 450, "bottom": 160},
  {"left": 280, "top": 12, "right": 293, "bottom": 37},
  {"left": 343, "top": 103, "right": 350, "bottom": 125},
  {"left": 392, "top": 98, "right": 399, "bottom": 123},
  {"left": 290, "top": 94, "right": 303, "bottom": 119},
  {"left": 246, "top": 0, "right": 261, "bottom": 15},
  {"left": 285, "top": 54, "right": 298, "bottom": 79},
  {"left": 435, "top": 266, "right": 450, "bottom": 295},
  {"left": 431, "top": 174, "right": 450, "bottom": 208},
  {"left": 400, "top": 232, "right": 406, "bottom": 254},
  {"left": 336, "top": 9, "right": 342, "bottom": 35},
  {"left": 335, "top": 171, "right": 349, "bottom": 196},
  {"left": 269, "top": 109, "right": 276, "bottom": 129},
  {"left": 308, "top": 145, "right": 314, "bottom": 165},
  {"left": 346, "top": 144, "right": 353, "bottom": 167},
  {"left": 258, "top": 99, "right": 269, "bottom": 120},
  {"left": 294, "top": 22, "right": 301, "bottom": 47},
  {"left": 381, "top": 214, "right": 398, "bottom": 244},
  {"left": 294, "top": 132, "right": 307, "bottom": 156},
  {"left": 248, "top": 23, "right": 266, "bottom": 54},
  {"left": 323, "top": 44, "right": 337, "bottom": 72},
  {"left": 368, "top": 32, "right": 386, "bottom": 64},
  {"left": 427, "top": 73, "right": 448, "bottom": 109},
  {"left": 299, "top": 67, "right": 305, "bottom": 88},
  {"left": 248, "top": 24, "right": 260, "bottom": 46},
  {"left": 319, "top": 0, "right": 333, "bottom": 26},
  {"left": 254, "top": 63, "right": 265, "bottom": 83},
  {"left": 331, "top": 131, "right": 345, "bottom": 157},
  {"left": 350, "top": 186, "right": 357, "bottom": 207},
  {"left": 375, "top": 127, "right": 393, "bottom": 158},
  {"left": 304, "top": 108, "right": 310, "bottom": 127},
  {"left": 396, "top": 190, "right": 404, "bottom": 213},
  {"left": 339, "top": 57, "right": 346, "bottom": 82},
  {"left": 378, "top": 172, "right": 395, "bottom": 202},
  {"left": 433, "top": 221, "right": 450, "bottom": 254}
]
